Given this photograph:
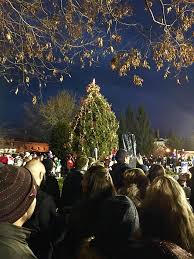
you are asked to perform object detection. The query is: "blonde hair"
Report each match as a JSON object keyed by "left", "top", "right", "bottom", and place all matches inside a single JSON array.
[{"left": 142, "top": 175, "right": 194, "bottom": 254}]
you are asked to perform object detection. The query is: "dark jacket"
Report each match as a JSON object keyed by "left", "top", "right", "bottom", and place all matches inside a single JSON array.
[
  {"left": 24, "top": 189, "right": 58, "bottom": 259},
  {"left": 111, "top": 163, "right": 131, "bottom": 189},
  {"left": 0, "top": 222, "right": 37, "bottom": 259},
  {"left": 60, "top": 169, "right": 84, "bottom": 210},
  {"left": 41, "top": 174, "right": 60, "bottom": 208},
  {"left": 54, "top": 191, "right": 115, "bottom": 259},
  {"left": 78, "top": 239, "right": 194, "bottom": 259}
]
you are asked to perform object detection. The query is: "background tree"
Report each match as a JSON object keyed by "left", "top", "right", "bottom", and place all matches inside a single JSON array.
[
  {"left": 50, "top": 122, "right": 70, "bottom": 159},
  {"left": 134, "top": 106, "right": 154, "bottom": 155},
  {"left": 70, "top": 80, "right": 119, "bottom": 160},
  {"left": 24, "top": 89, "right": 77, "bottom": 141},
  {"left": 39, "top": 90, "right": 77, "bottom": 127},
  {"left": 119, "top": 113, "right": 127, "bottom": 135},
  {"left": 0, "top": 0, "right": 192, "bottom": 97},
  {"left": 24, "top": 104, "right": 47, "bottom": 141},
  {"left": 119, "top": 105, "right": 135, "bottom": 134},
  {"left": 167, "top": 132, "right": 184, "bottom": 150}
]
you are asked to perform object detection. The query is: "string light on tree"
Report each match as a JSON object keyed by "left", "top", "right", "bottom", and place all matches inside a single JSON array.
[{"left": 70, "top": 79, "right": 119, "bottom": 159}]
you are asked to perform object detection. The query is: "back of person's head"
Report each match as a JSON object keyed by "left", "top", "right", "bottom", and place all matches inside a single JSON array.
[
  {"left": 148, "top": 164, "right": 165, "bottom": 182},
  {"left": 75, "top": 156, "right": 89, "bottom": 171},
  {"left": 25, "top": 159, "right": 46, "bottom": 186},
  {"left": 123, "top": 168, "right": 149, "bottom": 200},
  {"left": 94, "top": 195, "right": 139, "bottom": 244},
  {"left": 115, "top": 149, "right": 129, "bottom": 163},
  {"left": 82, "top": 165, "right": 116, "bottom": 198},
  {"left": 178, "top": 173, "right": 189, "bottom": 187},
  {"left": 42, "top": 158, "right": 53, "bottom": 174},
  {"left": 0, "top": 165, "right": 37, "bottom": 225},
  {"left": 142, "top": 175, "right": 194, "bottom": 254}
]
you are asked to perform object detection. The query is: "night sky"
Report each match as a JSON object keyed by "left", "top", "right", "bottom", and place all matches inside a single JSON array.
[
  {"left": 0, "top": 63, "right": 194, "bottom": 137},
  {"left": 0, "top": 1, "right": 193, "bottom": 138}
]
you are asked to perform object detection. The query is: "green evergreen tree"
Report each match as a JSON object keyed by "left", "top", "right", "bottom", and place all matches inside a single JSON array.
[
  {"left": 125, "top": 105, "right": 135, "bottom": 133},
  {"left": 134, "top": 106, "right": 154, "bottom": 155},
  {"left": 167, "top": 133, "right": 183, "bottom": 150},
  {"left": 70, "top": 80, "right": 119, "bottom": 160},
  {"left": 118, "top": 113, "right": 127, "bottom": 134},
  {"left": 119, "top": 105, "right": 134, "bottom": 134},
  {"left": 50, "top": 122, "right": 70, "bottom": 159}
]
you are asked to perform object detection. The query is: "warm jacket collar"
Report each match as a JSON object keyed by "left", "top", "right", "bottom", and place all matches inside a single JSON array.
[{"left": 0, "top": 222, "right": 31, "bottom": 244}]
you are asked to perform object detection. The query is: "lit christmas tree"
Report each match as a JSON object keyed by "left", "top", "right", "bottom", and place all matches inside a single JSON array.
[{"left": 70, "top": 79, "right": 119, "bottom": 160}]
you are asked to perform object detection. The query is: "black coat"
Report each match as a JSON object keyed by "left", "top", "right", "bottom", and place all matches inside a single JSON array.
[
  {"left": 24, "top": 190, "right": 58, "bottom": 259},
  {"left": 54, "top": 191, "right": 115, "bottom": 259},
  {"left": 41, "top": 175, "right": 60, "bottom": 208},
  {"left": 60, "top": 169, "right": 84, "bottom": 210},
  {"left": 111, "top": 163, "right": 131, "bottom": 189}
]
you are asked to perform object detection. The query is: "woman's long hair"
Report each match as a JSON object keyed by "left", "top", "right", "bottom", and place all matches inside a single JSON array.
[
  {"left": 141, "top": 175, "right": 194, "bottom": 254},
  {"left": 82, "top": 165, "right": 116, "bottom": 199}
]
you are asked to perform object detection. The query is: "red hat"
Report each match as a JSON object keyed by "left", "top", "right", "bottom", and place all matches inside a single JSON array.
[
  {"left": 0, "top": 165, "right": 37, "bottom": 223},
  {"left": 0, "top": 156, "right": 8, "bottom": 164}
]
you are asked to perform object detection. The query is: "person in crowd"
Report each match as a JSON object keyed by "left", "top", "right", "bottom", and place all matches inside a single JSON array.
[
  {"left": 141, "top": 175, "right": 194, "bottom": 254},
  {"left": 0, "top": 165, "right": 37, "bottom": 259},
  {"left": 118, "top": 168, "right": 149, "bottom": 208},
  {"left": 104, "top": 157, "right": 112, "bottom": 171},
  {"left": 136, "top": 153, "right": 149, "bottom": 174},
  {"left": 60, "top": 156, "right": 89, "bottom": 211},
  {"left": 178, "top": 173, "right": 191, "bottom": 199},
  {"left": 0, "top": 154, "right": 8, "bottom": 164},
  {"left": 66, "top": 154, "right": 75, "bottom": 172},
  {"left": 111, "top": 149, "right": 131, "bottom": 189},
  {"left": 78, "top": 195, "right": 140, "bottom": 259},
  {"left": 189, "top": 167, "right": 194, "bottom": 210},
  {"left": 24, "top": 159, "right": 60, "bottom": 259},
  {"left": 148, "top": 164, "right": 165, "bottom": 183},
  {"left": 79, "top": 240, "right": 194, "bottom": 259},
  {"left": 54, "top": 165, "right": 116, "bottom": 259},
  {"left": 78, "top": 195, "right": 193, "bottom": 259},
  {"left": 41, "top": 158, "right": 60, "bottom": 208}
]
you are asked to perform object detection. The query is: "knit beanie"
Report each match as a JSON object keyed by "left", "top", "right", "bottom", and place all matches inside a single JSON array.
[{"left": 0, "top": 165, "right": 37, "bottom": 223}]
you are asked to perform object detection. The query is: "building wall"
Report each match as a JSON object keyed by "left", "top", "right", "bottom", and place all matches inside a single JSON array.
[{"left": 0, "top": 138, "right": 49, "bottom": 153}]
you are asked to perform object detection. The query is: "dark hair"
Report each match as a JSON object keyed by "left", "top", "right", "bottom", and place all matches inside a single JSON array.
[
  {"left": 115, "top": 149, "right": 129, "bottom": 163},
  {"left": 148, "top": 164, "right": 165, "bottom": 183},
  {"left": 42, "top": 158, "right": 53, "bottom": 173},
  {"left": 75, "top": 156, "right": 89, "bottom": 170},
  {"left": 83, "top": 165, "right": 116, "bottom": 198}
]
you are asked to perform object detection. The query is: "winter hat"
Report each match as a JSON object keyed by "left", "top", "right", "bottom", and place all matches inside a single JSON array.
[
  {"left": 0, "top": 165, "right": 37, "bottom": 223},
  {"left": 94, "top": 195, "right": 139, "bottom": 244},
  {"left": 115, "top": 149, "right": 129, "bottom": 163},
  {"left": 42, "top": 158, "right": 53, "bottom": 173},
  {"left": 0, "top": 156, "right": 8, "bottom": 164}
]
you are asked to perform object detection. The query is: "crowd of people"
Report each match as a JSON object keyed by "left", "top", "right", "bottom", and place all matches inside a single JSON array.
[{"left": 0, "top": 149, "right": 194, "bottom": 259}]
